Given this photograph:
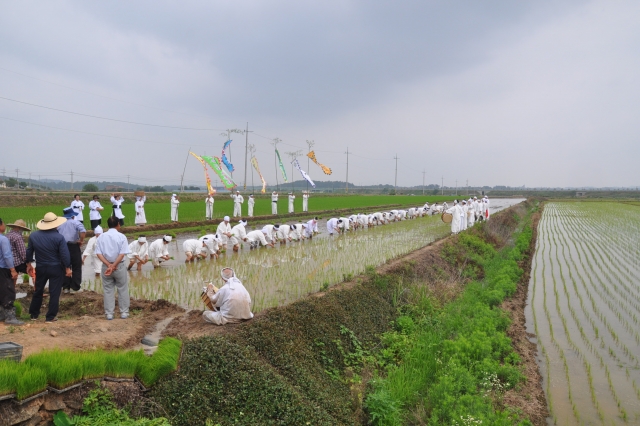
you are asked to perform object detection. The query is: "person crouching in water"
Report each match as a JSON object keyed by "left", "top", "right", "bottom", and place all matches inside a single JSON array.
[{"left": 203, "top": 267, "right": 254, "bottom": 325}]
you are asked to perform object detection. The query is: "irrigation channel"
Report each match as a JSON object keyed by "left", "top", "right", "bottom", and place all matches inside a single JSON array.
[
  {"left": 526, "top": 202, "right": 640, "bottom": 425},
  {"left": 74, "top": 198, "right": 523, "bottom": 312}
]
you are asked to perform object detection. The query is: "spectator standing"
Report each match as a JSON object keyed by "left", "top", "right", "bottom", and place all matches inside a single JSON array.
[
  {"left": 58, "top": 208, "right": 86, "bottom": 294},
  {"left": 110, "top": 193, "right": 125, "bottom": 226},
  {"left": 247, "top": 194, "right": 255, "bottom": 217},
  {"left": 26, "top": 212, "right": 72, "bottom": 323},
  {"left": 0, "top": 218, "right": 23, "bottom": 325},
  {"left": 205, "top": 194, "right": 214, "bottom": 220},
  {"left": 95, "top": 216, "right": 130, "bottom": 320},
  {"left": 5, "top": 219, "right": 30, "bottom": 285},
  {"left": 89, "top": 195, "right": 104, "bottom": 230},
  {"left": 302, "top": 191, "right": 309, "bottom": 212},
  {"left": 135, "top": 196, "right": 147, "bottom": 226},
  {"left": 271, "top": 191, "right": 278, "bottom": 215},
  {"left": 82, "top": 226, "right": 103, "bottom": 275},
  {"left": 70, "top": 194, "right": 85, "bottom": 224}
]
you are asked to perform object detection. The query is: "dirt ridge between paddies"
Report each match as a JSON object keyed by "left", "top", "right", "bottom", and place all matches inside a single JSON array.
[{"left": 149, "top": 199, "right": 546, "bottom": 425}]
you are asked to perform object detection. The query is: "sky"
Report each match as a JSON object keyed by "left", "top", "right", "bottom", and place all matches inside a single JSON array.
[{"left": 1, "top": 0, "right": 639, "bottom": 189}]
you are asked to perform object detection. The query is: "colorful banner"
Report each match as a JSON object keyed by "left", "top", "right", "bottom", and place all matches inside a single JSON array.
[
  {"left": 275, "top": 149, "right": 288, "bottom": 182},
  {"left": 307, "top": 151, "right": 332, "bottom": 175},
  {"left": 221, "top": 140, "right": 234, "bottom": 173},
  {"left": 293, "top": 159, "right": 315, "bottom": 188},
  {"left": 203, "top": 155, "right": 236, "bottom": 190},
  {"left": 250, "top": 156, "right": 267, "bottom": 193},
  {"left": 189, "top": 152, "right": 215, "bottom": 195}
]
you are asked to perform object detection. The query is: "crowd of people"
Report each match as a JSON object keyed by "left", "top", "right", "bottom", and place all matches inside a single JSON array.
[{"left": 0, "top": 193, "right": 491, "bottom": 327}]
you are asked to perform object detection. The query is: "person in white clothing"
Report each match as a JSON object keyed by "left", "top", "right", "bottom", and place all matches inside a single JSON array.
[
  {"left": 474, "top": 197, "right": 483, "bottom": 222},
  {"left": 261, "top": 224, "right": 278, "bottom": 244},
  {"left": 246, "top": 230, "right": 274, "bottom": 249},
  {"left": 326, "top": 218, "right": 343, "bottom": 236},
  {"left": 484, "top": 197, "right": 490, "bottom": 220},
  {"left": 302, "top": 191, "right": 309, "bottom": 212},
  {"left": 205, "top": 194, "right": 214, "bottom": 220},
  {"left": 70, "top": 194, "right": 85, "bottom": 224},
  {"left": 271, "top": 191, "right": 279, "bottom": 215},
  {"left": 339, "top": 217, "right": 351, "bottom": 232},
  {"left": 216, "top": 216, "right": 232, "bottom": 247},
  {"left": 231, "top": 191, "right": 244, "bottom": 217},
  {"left": 460, "top": 201, "right": 468, "bottom": 231},
  {"left": 202, "top": 268, "right": 253, "bottom": 325},
  {"left": 170, "top": 194, "right": 180, "bottom": 222},
  {"left": 276, "top": 224, "right": 294, "bottom": 243},
  {"left": 135, "top": 196, "right": 147, "bottom": 226},
  {"left": 230, "top": 220, "right": 247, "bottom": 252},
  {"left": 199, "top": 234, "right": 221, "bottom": 259},
  {"left": 288, "top": 192, "right": 295, "bottom": 214},
  {"left": 148, "top": 236, "right": 172, "bottom": 267},
  {"left": 302, "top": 220, "right": 315, "bottom": 239},
  {"left": 127, "top": 236, "right": 149, "bottom": 271},
  {"left": 88, "top": 195, "right": 104, "bottom": 230},
  {"left": 82, "top": 226, "right": 103, "bottom": 275},
  {"left": 247, "top": 194, "right": 255, "bottom": 217},
  {"left": 110, "top": 193, "right": 125, "bottom": 226},
  {"left": 183, "top": 239, "right": 209, "bottom": 262},
  {"left": 289, "top": 224, "right": 306, "bottom": 241},
  {"left": 445, "top": 201, "right": 463, "bottom": 234}
]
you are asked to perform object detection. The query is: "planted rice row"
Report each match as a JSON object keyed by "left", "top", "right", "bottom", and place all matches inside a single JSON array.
[{"left": 0, "top": 337, "right": 181, "bottom": 400}]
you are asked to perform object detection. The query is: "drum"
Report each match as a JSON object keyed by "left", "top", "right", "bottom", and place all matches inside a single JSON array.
[
  {"left": 200, "top": 283, "right": 219, "bottom": 311},
  {"left": 134, "top": 190, "right": 146, "bottom": 197},
  {"left": 441, "top": 213, "right": 453, "bottom": 223}
]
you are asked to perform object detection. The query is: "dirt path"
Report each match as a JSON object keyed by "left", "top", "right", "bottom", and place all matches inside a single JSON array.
[{"left": 3, "top": 290, "right": 184, "bottom": 358}]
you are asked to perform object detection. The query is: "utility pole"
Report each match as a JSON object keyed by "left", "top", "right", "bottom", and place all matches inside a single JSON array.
[
  {"left": 466, "top": 179, "right": 469, "bottom": 197},
  {"left": 393, "top": 154, "right": 399, "bottom": 192},
  {"left": 28, "top": 173, "right": 31, "bottom": 188},
  {"left": 455, "top": 179, "right": 457, "bottom": 196},
  {"left": 248, "top": 144, "right": 256, "bottom": 193},
  {"left": 306, "top": 140, "right": 315, "bottom": 193},
  {"left": 345, "top": 147, "right": 351, "bottom": 193},
  {"left": 271, "top": 138, "right": 281, "bottom": 191},
  {"left": 243, "top": 122, "right": 252, "bottom": 190},
  {"left": 70, "top": 170, "right": 74, "bottom": 191},
  {"left": 15, "top": 169, "right": 19, "bottom": 182},
  {"left": 441, "top": 176, "right": 443, "bottom": 196},
  {"left": 422, "top": 170, "right": 426, "bottom": 196}
]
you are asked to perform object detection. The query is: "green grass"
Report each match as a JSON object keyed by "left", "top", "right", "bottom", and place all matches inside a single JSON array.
[
  {"left": 136, "top": 337, "right": 182, "bottom": 387},
  {"left": 25, "top": 349, "right": 84, "bottom": 389},
  {"left": 0, "top": 360, "right": 19, "bottom": 396},
  {"left": 104, "top": 350, "right": 144, "bottom": 379},
  {"left": 0, "top": 195, "right": 450, "bottom": 228}
]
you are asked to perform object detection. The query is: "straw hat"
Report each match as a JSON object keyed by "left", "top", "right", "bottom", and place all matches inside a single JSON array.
[
  {"left": 37, "top": 213, "right": 67, "bottom": 230},
  {"left": 6, "top": 219, "right": 31, "bottom": 232}
]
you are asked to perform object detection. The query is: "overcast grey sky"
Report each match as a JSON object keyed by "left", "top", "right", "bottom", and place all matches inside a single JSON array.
[{"left": 1, "top": 0, "right": 638, "bottom": 189}]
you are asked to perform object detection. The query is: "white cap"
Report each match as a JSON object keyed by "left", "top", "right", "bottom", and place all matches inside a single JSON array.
[
  {"left": 239, "top": 219, "right": 247, "bottom": 225},
  {"left": 94, "top": 226, "right": 103, "bottom": 234},
  {"left": 172, "top": 194, "right": 177, "bottom": 197},
  {"left": 224, "top": 216, "right": 230, "bottom": 221},
  {"left": 163, "top": 235, "right": 172, "bottom": 242},
  {"left": 138, "top": 236, "right": 146, "bottom": 243}
]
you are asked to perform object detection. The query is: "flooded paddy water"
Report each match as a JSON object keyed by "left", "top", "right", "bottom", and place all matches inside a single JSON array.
[
  {"left": 77, "top": 198, "right": 523, "bottom": 312},
  {"left": 526, "top": 202, "right": 640, "bottom": 425}
]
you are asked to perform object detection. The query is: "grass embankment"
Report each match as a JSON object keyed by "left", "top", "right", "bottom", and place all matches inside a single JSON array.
[
  {"left": 0, "top": 338, "right": 181, "bottom": 401},
  {"left": 0, "top": 195, "right": 448, "bottom": 228},
  {"left": 148, "top": 200, "right": 539, "bottom": 425}
]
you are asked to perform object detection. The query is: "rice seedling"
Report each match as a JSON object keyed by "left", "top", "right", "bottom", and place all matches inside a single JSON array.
[
  {"left": 14, "top": 364, "right": 48, "bottom": 400},
  {"left": 79, "top": 350, "right": 107, "bottom": 380},
  {"left": 104, "top": 350, "right": 143, "bottom": 379},
  {"left": 0, "top": 360, "right": 19, "bottom": 396},
  {"left": 24, "top": 349, "right": 84, "bottom": 389},
  {"left": 136, "top": 337, "right": 182, "bottom": 387}
]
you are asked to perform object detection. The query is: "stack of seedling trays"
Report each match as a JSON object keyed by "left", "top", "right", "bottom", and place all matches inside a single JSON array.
[{"left": 0, "top": 338, "right": 182, "bottom": 404}]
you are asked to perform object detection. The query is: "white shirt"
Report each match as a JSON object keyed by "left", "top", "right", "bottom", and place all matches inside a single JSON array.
[
  {"left": 89, "top": 200, "right": 103, "bottom": 220},
  {"left": 71, "top": 200, "right": 85, "bottom": 222},
  {"left": 128, "top": 240, "right": 149, "bottom": 258},
  {"left": 231, "top": 223, "right": 247, "bottom": 240},
  {"left": 82, "top": 236, "right": 98, "bottom": 257},
  {"left": 208, "top": 278, "right": 253, "bottom": 321},
  {"left": 246, "top": 230, "right": 268, "bottom": 246},
  {"left": 148, "top": 239, "right": 169, "bottom": 258},
  {"left": 232, "top": 194, "right": 244, "bottom": 204},
  {"left": 248, "top": 197, "right": 255, "bottom": 206},
  {"left": 95, "top": 228, "right": 130, "bottom": 263},
  {"left": 271, "top": 193, "right": 278, "bottom": 202},
  {"left": 261, "top": 225, "right": 277, "bottom": 243},
  {"left": 206, "top": 196, "right": 214, "bottom": 206},
  {"left": 217, "top": 221, "right": 232, "bottom": 236},
  {"left": 183, "top": 239, "right": 203, "bottom": 255},
  {"left": 199, "top": 234, "right": 221, "bottom": 252}
]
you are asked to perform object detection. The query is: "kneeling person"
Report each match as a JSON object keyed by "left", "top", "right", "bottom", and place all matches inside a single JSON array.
[
  {"left": 183, "top": 238, "right": 208, "bottom": 262},
  {"left": 127, "top": 236, "right": 149, "bottom": 271},
  {"left": 203, "top": 268, "right": 254, "bottom": 325},
  {"left": 246, "top": 229, "right": 274, "bottom": 249}
]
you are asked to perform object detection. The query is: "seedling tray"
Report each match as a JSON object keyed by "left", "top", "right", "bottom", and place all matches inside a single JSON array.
[
  {"left": 12, "top": 390, "right": 48, "bottom": 405},
  {"left": 0, "top": 342, "right": 23, "bottom": 361},
  {"left": 104, "top": 376, "right": 134, "bottom": 382},
  {"left": 0, "top": 393, "right": 16, "bottom": 402},
  {"left": 48, "top": 381, "right": 84, "bottom": 394}
]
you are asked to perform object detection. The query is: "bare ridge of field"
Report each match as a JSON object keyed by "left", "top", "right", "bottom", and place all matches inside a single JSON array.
[
  {"left": 526, "top": 202, "right": 640, "bottom": 425},
  {"left": 0, "top": 194, "right": 453, "bottom": 229}
]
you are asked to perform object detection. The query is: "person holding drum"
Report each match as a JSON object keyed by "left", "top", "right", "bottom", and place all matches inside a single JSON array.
[{"left": 202, "top": 267, "right": 253, "bottom": 325}]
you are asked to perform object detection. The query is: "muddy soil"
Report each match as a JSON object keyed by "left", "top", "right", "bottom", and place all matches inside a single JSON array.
[{"left": 3, "top": 287, "right": 184, "bottom": 358}]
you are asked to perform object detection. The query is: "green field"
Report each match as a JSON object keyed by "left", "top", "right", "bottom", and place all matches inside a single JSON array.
[{"left": 1, "top": 195, "right": 452, "bottom": 228}]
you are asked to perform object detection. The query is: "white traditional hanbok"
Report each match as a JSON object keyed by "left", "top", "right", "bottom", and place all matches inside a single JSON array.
[
  {"left": 82, "top": 235, "right": 102, "bottom": 274},
  {"left": 205, "top": 196, "right": 214, "bottom": 220},
  {"left": 288, "top": 194, "right": 295, "bottom": 213},
  {"left": 170, "top": 195, "right": 180, "bottom": 221},
  {"left": 248, "top": 196, "right": 255, "bottom": 217},
  {"left": 135, "top": 196, "right": 146, "bottom": 225},
  {"left": 445, "top": 203, "right": 463, "bottom": 234},
  {"left": 271, "top": 192, "right": 278, "bottom": 215}
]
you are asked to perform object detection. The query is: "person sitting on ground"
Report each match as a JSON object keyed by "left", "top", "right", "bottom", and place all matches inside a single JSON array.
[
  {"left": 202, "top": 267, "right": 254, "bottom": 325},
  {"left": 82, "top": 225, "right": 103, "bottom": 275},
  {"left": 183, "top": 238, "right": 210, "bottom": 262},
  {"left": 148, "top": 235, "right": 172, "bottom": 267},
  {"left": 245, "top": 229, "right": 275, "bottom": 249},
  {"left": 127, "top": 236, "right": 149, "bottom": 271}
]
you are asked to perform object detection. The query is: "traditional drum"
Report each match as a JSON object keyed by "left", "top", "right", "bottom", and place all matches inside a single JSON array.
[
  {"left": 134, "top": 190, "right": 146, "bottom": 197},
  {"left": 200, "top": 284, "right": 219, "bottom": 311},
  {"left": 441, "top": 212, "right": 453, "bottom": 223}
]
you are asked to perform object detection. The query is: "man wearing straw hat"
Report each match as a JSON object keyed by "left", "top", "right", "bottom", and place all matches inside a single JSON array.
[
  {"left": 5, "top": 219, "right": 30, "bottom": 287},
  {"left": 202, "top": 267, "right": 253, "bottom": 325},
  {"left": 25, "top": 212, "right": 72, "bottom": 323},
  {"left": 0, "top": 218, "right": 23, "bottom": 325}
]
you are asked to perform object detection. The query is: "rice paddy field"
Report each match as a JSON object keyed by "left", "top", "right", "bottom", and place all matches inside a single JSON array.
[
  {"left": 0, "top": 194, "right": 453, "bottom": 229},
  {"left": 526, "top": 202, "right": 640, "bottom": 425},
  {"left": 80, "top": 198, "right": 523, "bottom": 313}
]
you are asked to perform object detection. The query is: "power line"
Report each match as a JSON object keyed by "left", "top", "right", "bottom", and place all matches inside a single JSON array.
[{"left": 0, "top": 96, "right": 225, "bottom": 131}]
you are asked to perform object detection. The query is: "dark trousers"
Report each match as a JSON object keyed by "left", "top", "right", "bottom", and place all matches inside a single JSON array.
[
  {"left": 0, "top": 268, "right": 15, "bottom": 310},
  {"left": 63, "top": 243, "right": 82, "bottom": 290},
  {"left": 90, "top": 219, "right": 102, "bottom": 230},
  {"left": 29, "top": 264, "right": 64, "bottom": 321}
]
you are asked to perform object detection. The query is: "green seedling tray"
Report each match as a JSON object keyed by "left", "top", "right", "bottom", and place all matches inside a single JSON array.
[{"left": 12, "top": 389, "right": 48, "bottom": 405}]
